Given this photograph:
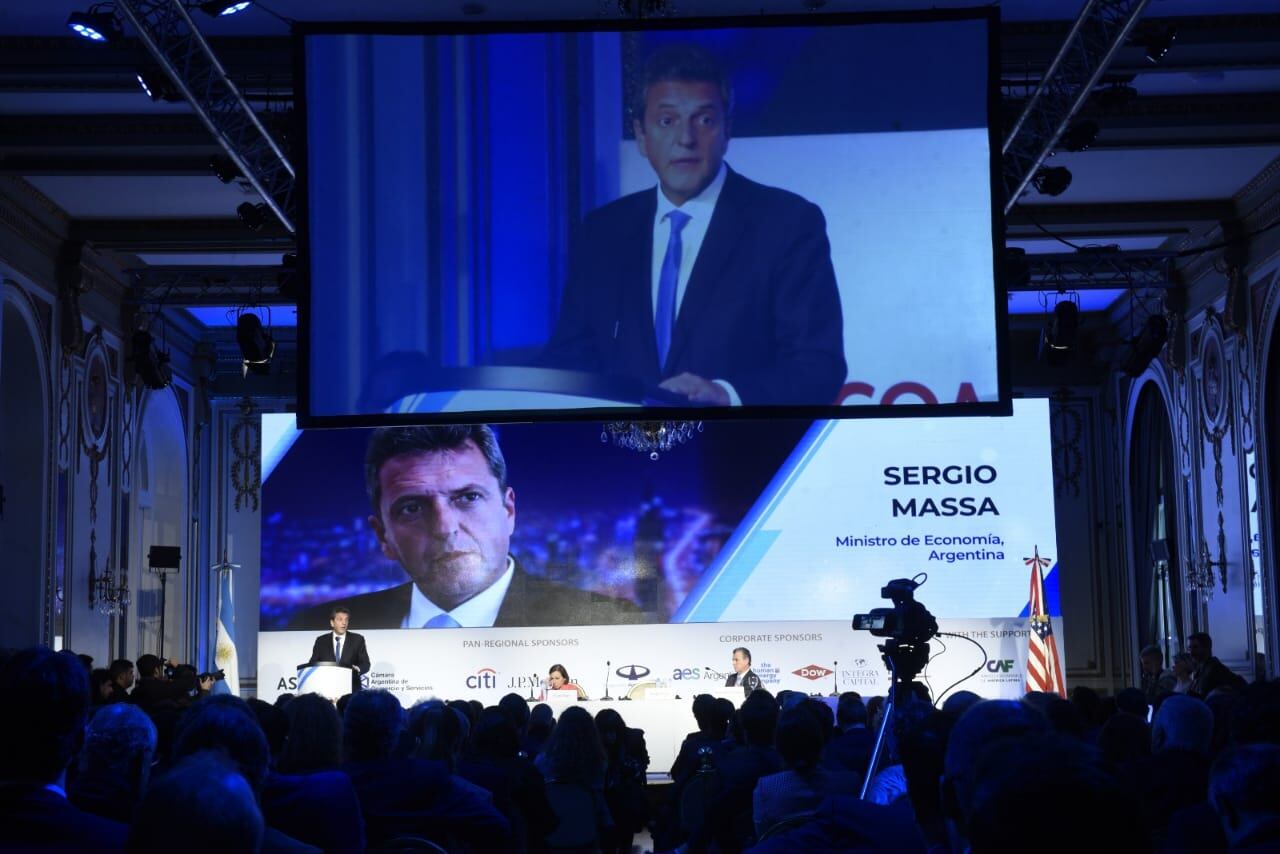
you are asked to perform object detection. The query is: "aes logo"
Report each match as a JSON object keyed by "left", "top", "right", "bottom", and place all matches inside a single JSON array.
[{"left": 986, "top": 659, "right": 1015, "bottom": 673}]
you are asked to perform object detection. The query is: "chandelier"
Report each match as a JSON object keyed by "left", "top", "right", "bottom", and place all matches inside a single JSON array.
[
  {"left": 1186, "top": 537, "right": 1226, "bottom": 603},
  {"left": 94, "top": 561, "right": 131, "bottom": 616},
  {"left": 602, "top": 421, "right": 702, "bottom": 460}
]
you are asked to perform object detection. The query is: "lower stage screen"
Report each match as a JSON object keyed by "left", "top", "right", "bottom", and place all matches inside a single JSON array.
[{"left": 257, "top": 399, "right": 1060, "bottom": 705}]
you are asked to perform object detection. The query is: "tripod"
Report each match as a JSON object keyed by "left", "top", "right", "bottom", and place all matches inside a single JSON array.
[{"left": 859, "top": 637, "right": 929, "bottom": 800}]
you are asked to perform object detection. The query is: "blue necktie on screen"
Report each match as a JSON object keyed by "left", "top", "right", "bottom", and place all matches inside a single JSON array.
[
  {"left": 426, "top": 613, "right": 462, "bottom": 629},
  {"left": 655, "top": 210, "right": 691, "bottom": 370},
  {"left": 334, "top": 636, "right": 341, "bottom": 662}
]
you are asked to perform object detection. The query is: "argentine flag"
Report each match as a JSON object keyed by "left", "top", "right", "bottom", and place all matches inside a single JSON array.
[{"left": 212, "top": 567, "right": 240, "bottom": 696}]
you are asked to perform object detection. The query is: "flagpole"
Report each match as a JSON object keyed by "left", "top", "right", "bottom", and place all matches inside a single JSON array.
[{"left": 212, "top": 550, "right": 241, "bottom": 695}]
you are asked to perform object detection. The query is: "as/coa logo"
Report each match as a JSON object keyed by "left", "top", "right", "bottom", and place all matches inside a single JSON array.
[{"left": 793, "top": 664, "right": 833, "bottom": 681}]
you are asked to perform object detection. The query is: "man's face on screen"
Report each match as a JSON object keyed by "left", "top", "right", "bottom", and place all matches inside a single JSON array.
[
  {"left": 370, "top": 441, "right": 515, "bottom": 611},
  {"left": 635, "top": 79, "right": 729, "bottom": 206}
]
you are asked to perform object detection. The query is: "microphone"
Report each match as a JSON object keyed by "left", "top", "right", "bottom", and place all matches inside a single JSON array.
[
  {"left": 528, "top": 672, "right": 538, "bottom": 702},
  {"left": 601, "top": 660, "right": 613, "bottom": 701},
  {"left": 830, "top": 660, "right": 839, "bottom": 697}
]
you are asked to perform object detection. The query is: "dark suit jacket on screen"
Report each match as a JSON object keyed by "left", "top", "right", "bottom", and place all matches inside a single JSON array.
[
  {"left": 543, "top": 167, "right": 846, "bottom": 406},
  {"left": 288, "top": 561, "right": 644, "bottom": 630}
]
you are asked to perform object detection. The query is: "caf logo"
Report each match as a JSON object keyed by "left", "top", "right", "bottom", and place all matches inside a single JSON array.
[{"left": 615, "top": 664, "right": 651, "bottom": 681}]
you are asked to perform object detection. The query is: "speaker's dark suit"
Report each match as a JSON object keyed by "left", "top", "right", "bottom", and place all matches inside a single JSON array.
[
  {"left": 308, "top": 631, "right": 370, "bottom": 693},
  {"left": 543, "top": 166, "right": 846, "bottom": 406},
  {"left": 288, "top": 561, "right": 644, "bottom": 630},
  {"left": 725, "top": 669, "right": 761, "bottom": 696}
]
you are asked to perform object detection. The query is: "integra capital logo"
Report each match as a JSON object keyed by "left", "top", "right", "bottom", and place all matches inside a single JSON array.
[
  {"left": 466, "top": 667, "right": 498, "bottom": 690},
  {"left": 793, "top": 664, "right": 834, "bottom": 681},
  {"left": 615, "top": 664, "right": 651, "bottom": 681}
]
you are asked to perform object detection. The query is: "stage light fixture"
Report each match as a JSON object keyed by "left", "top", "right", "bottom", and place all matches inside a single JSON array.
[
  {"left": 1039, "top": 299, "right": 1079, "bottom": 366},
  {"left": 236, "top": 311, "right": 275, "bottom": 376},
  {"left": 1121, "top": 314, "right": 1169, "bottom": 377},
  {"left": 1145, "top": 27, "right": 1176, "bottom": 64},
  {"left": 1060, "top": 120, "right": 1099, "bottom": 153},
  {"left": 1032, "top": 166, "right": 1073, "bottom": 197},
  {"left": 209, "top": 155, "right": 240, "bottom": 183},
  {"left": 135, "top": 68, "right": 177, "bottom": 102},
  {"left": 1094, "top": 83, "right": 1138, "bottom": 110},
  {"left": 237, "top": 201, "right": 270, "bottom": 231},
  {"left": 131, "top": 329, "right": 173, "bottom": 389},
  {"left": 67, "top": 9, "right": 122, "bottom": 43},
  {"left": 199, "top": 0, "right": 252, "bottom": 16}
]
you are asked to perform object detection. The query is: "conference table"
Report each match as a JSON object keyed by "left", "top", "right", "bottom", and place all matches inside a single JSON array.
[{"left": 524, "top": 694, "right": 839, "bottom": 775}]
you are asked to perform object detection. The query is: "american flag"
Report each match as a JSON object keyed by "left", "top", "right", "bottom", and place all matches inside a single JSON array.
[{"left": 1024, "top": 546, "right": 1065, "bottom": 696}]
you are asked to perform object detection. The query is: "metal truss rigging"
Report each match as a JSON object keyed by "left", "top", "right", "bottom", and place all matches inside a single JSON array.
[
  {"left": 1002, "top": 0, "right": 1151, "bottom": 215},
  {"left": 114, "top": 0, "right": 295, "bottom": 233}
]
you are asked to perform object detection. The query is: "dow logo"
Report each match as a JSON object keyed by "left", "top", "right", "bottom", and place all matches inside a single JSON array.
[
  {"left": 793, "top": 664, "right": 833, "bottom": 681},
  {"left": 986, "top": 659, "right": 1016, "bottom": 673},
  {"left": 615, "top": 664, "right": 651, "bottom": 681}
]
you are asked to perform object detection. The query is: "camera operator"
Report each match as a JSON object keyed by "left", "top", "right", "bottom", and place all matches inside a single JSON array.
[{"left": 129, "top": 655, "right": 215, "bottom": 710}]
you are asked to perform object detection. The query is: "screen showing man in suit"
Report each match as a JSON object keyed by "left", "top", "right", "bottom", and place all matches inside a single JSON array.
[
  {"left": 542, "top": 45, "right": 845, "bottom": 407},
  {"left": 301, "top": 12, "right": 1001, "bottom": 423},
  {"left": 286, "top": 425, "right": 643, "bottom": 630}
]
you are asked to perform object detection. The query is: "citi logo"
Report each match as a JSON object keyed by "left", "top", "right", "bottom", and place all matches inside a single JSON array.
[
  {"left": 466, "top": 667, "right": 498, "bottom": 689},
  {"left": 793, "top": 664, "right": 833, "bottom": 681},
  {"left": 615, "top": 664, "right": 651, "bottom": 680},
  {"left": 986, "top": 659, "right": 1016, "bottom": 673}
]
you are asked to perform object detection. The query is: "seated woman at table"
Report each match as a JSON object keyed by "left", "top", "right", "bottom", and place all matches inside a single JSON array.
[{"left": 548, "top": 664, "right": 588, "bottom": 700}]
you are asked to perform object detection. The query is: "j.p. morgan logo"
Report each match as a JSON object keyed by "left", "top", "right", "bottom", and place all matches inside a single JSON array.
[
  {"left": 615, "top": 664, "right": 651, "bottom": 681},
  {"left": 793, "top": 664, "right": 833, "bottom": 681}
]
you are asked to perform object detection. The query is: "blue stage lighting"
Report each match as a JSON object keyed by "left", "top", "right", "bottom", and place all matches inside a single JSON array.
[
  {"left": 199, "top": 1, "right": 252, "bottom": 16},
  {"left": 66, "top": 11, "right": 122, "bottom": 43}
]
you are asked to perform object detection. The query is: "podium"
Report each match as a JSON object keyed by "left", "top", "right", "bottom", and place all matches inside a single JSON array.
[{"left": 296, "top": 662, "right": 356, "bottom": 701}]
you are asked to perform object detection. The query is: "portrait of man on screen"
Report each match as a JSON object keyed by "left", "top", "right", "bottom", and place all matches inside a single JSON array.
[
  {"left": 541, "top": 43, "right": 847, "bottom": 407},
  {"left": 288, "top": 424, "right": 644, "bottom": 630}
]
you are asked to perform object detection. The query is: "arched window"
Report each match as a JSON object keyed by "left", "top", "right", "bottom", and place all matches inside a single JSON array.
[{"left": 1130, "top": 383, "right": 1181, "bottom": 660}]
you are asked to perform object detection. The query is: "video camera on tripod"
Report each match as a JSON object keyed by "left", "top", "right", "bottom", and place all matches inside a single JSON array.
[{"left": 852, "top": 574, "right": 938, "bottom": 688}]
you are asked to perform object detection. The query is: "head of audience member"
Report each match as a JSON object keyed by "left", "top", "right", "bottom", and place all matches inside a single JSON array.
[
  {"left": 1041, "top": 695, "right": 1088, "bottom": 739},
  {"left": 108, "top": 658, "right": 136, "bottom": 693},
  {"left": 1207, "top": 690, "right": 1243, "bottom": 754},
  {"left": 1152, "top": 693, "right": 1214, "bottom": 755},
  {"left": 125, "top": 752, "right": 263, "bottom": 854},
  {"left": 898, "top": 710, "right": 955, "bottom": 847},
  {"left": 277, "top": 692, "right": 343, "bottom": 775},
  {"left": 135, "top": 654, "right": 164, "bottom": 681},
  {"left": 1115, "top": 687, "right": 1148, "bottom": 718},
  {"left": 1068, "top": 685, "right": 1103, "bottom": 727},
  {"left": 274, "top": 693, "right": 294, "bottom": 710},
  {"left": 447, "top": 698, "right": 478, "bottom": 733},
  {"left": 1208, "top": 743, "right": 1280, "bottom": 848},
  {"left": 0, "top": 647, "right": 90, "bottom": 785},
  {"left": 632, "top": 44, "right": 734, "bottom": 207},
  {"left": 1140, "top": 644, "right": 1165, "bottom": 677},
  {"left": 77, "top": 652, "right": 94, "bottom": 672},
  {"left": 941, "top": 690, "right": 982, "bottom": 719},
  {"left": 775, "top": 705, "right": 824, "bottom": 774},
  {"left": 498, "top": 693, "right": 531, "bottom": 733},
  {"left": 472, "top": 707, "right": 520, "bottom": 761},
  {"left": 836, "top": 692, "right": 868, "bottom": 730},
  {"left": 1187, "top": 631, "right": 1214, "bottom": 666},
  {"left": 1230, "top": 680, "right": 1280, "bottom": 746},
  {"left": 528, "top": 703, "right": 555, "bottom": 740},
  {"left": 547, "top": 664, "right": 571, "bottom": 691},
  {"left": 365, "top": 425, "right": 515, "bottom": 613},
  {"left": 966, "top": 734, "right": 1143, "bottom": 853},
  {"left": 79, "top": 702, "right": 158, "bottom": 800},
  {"left": 541, "top": 705, "right": 606, "bottom": 786},
  {"left": 866, "top": 695, "right": 886, "bottom": 730},
  {"left": 410, "top": 700, "right": 466, "bottom": 770},
  {"left": 805, "top": 698, "right": 836, "bottom": 743},
  {"left": 343, "top": 689, "right": 405, "bottom": 764},
  {"left": 246, "top": 698, "right": 288, "bottom": 760},
  {"left": 942, "top": 699, "right": 1050, "bottom": 846},
  {"left": 1096, "top": 711, "right": 1152, "bottom": 769},
  {"left": 738, "top": 689, "right": 779, "bottom": 749},
  {"left": 1172, "top": 651, "right": 1195, "bottom": 681},
  {"left": 713, "top": 697, "right": 735, "bottom": 734},
  {"left": 690, "top": 694, "right": 721, "bottom": 738},
  {"left": 172, "top": 694, "right": 271, "bottom": 794},
  {"left": 595, "top": 707, "right": 628, "bottom": 759},
  {"left": 90, "top": 668, "right": 115, "bottom": 705}
]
